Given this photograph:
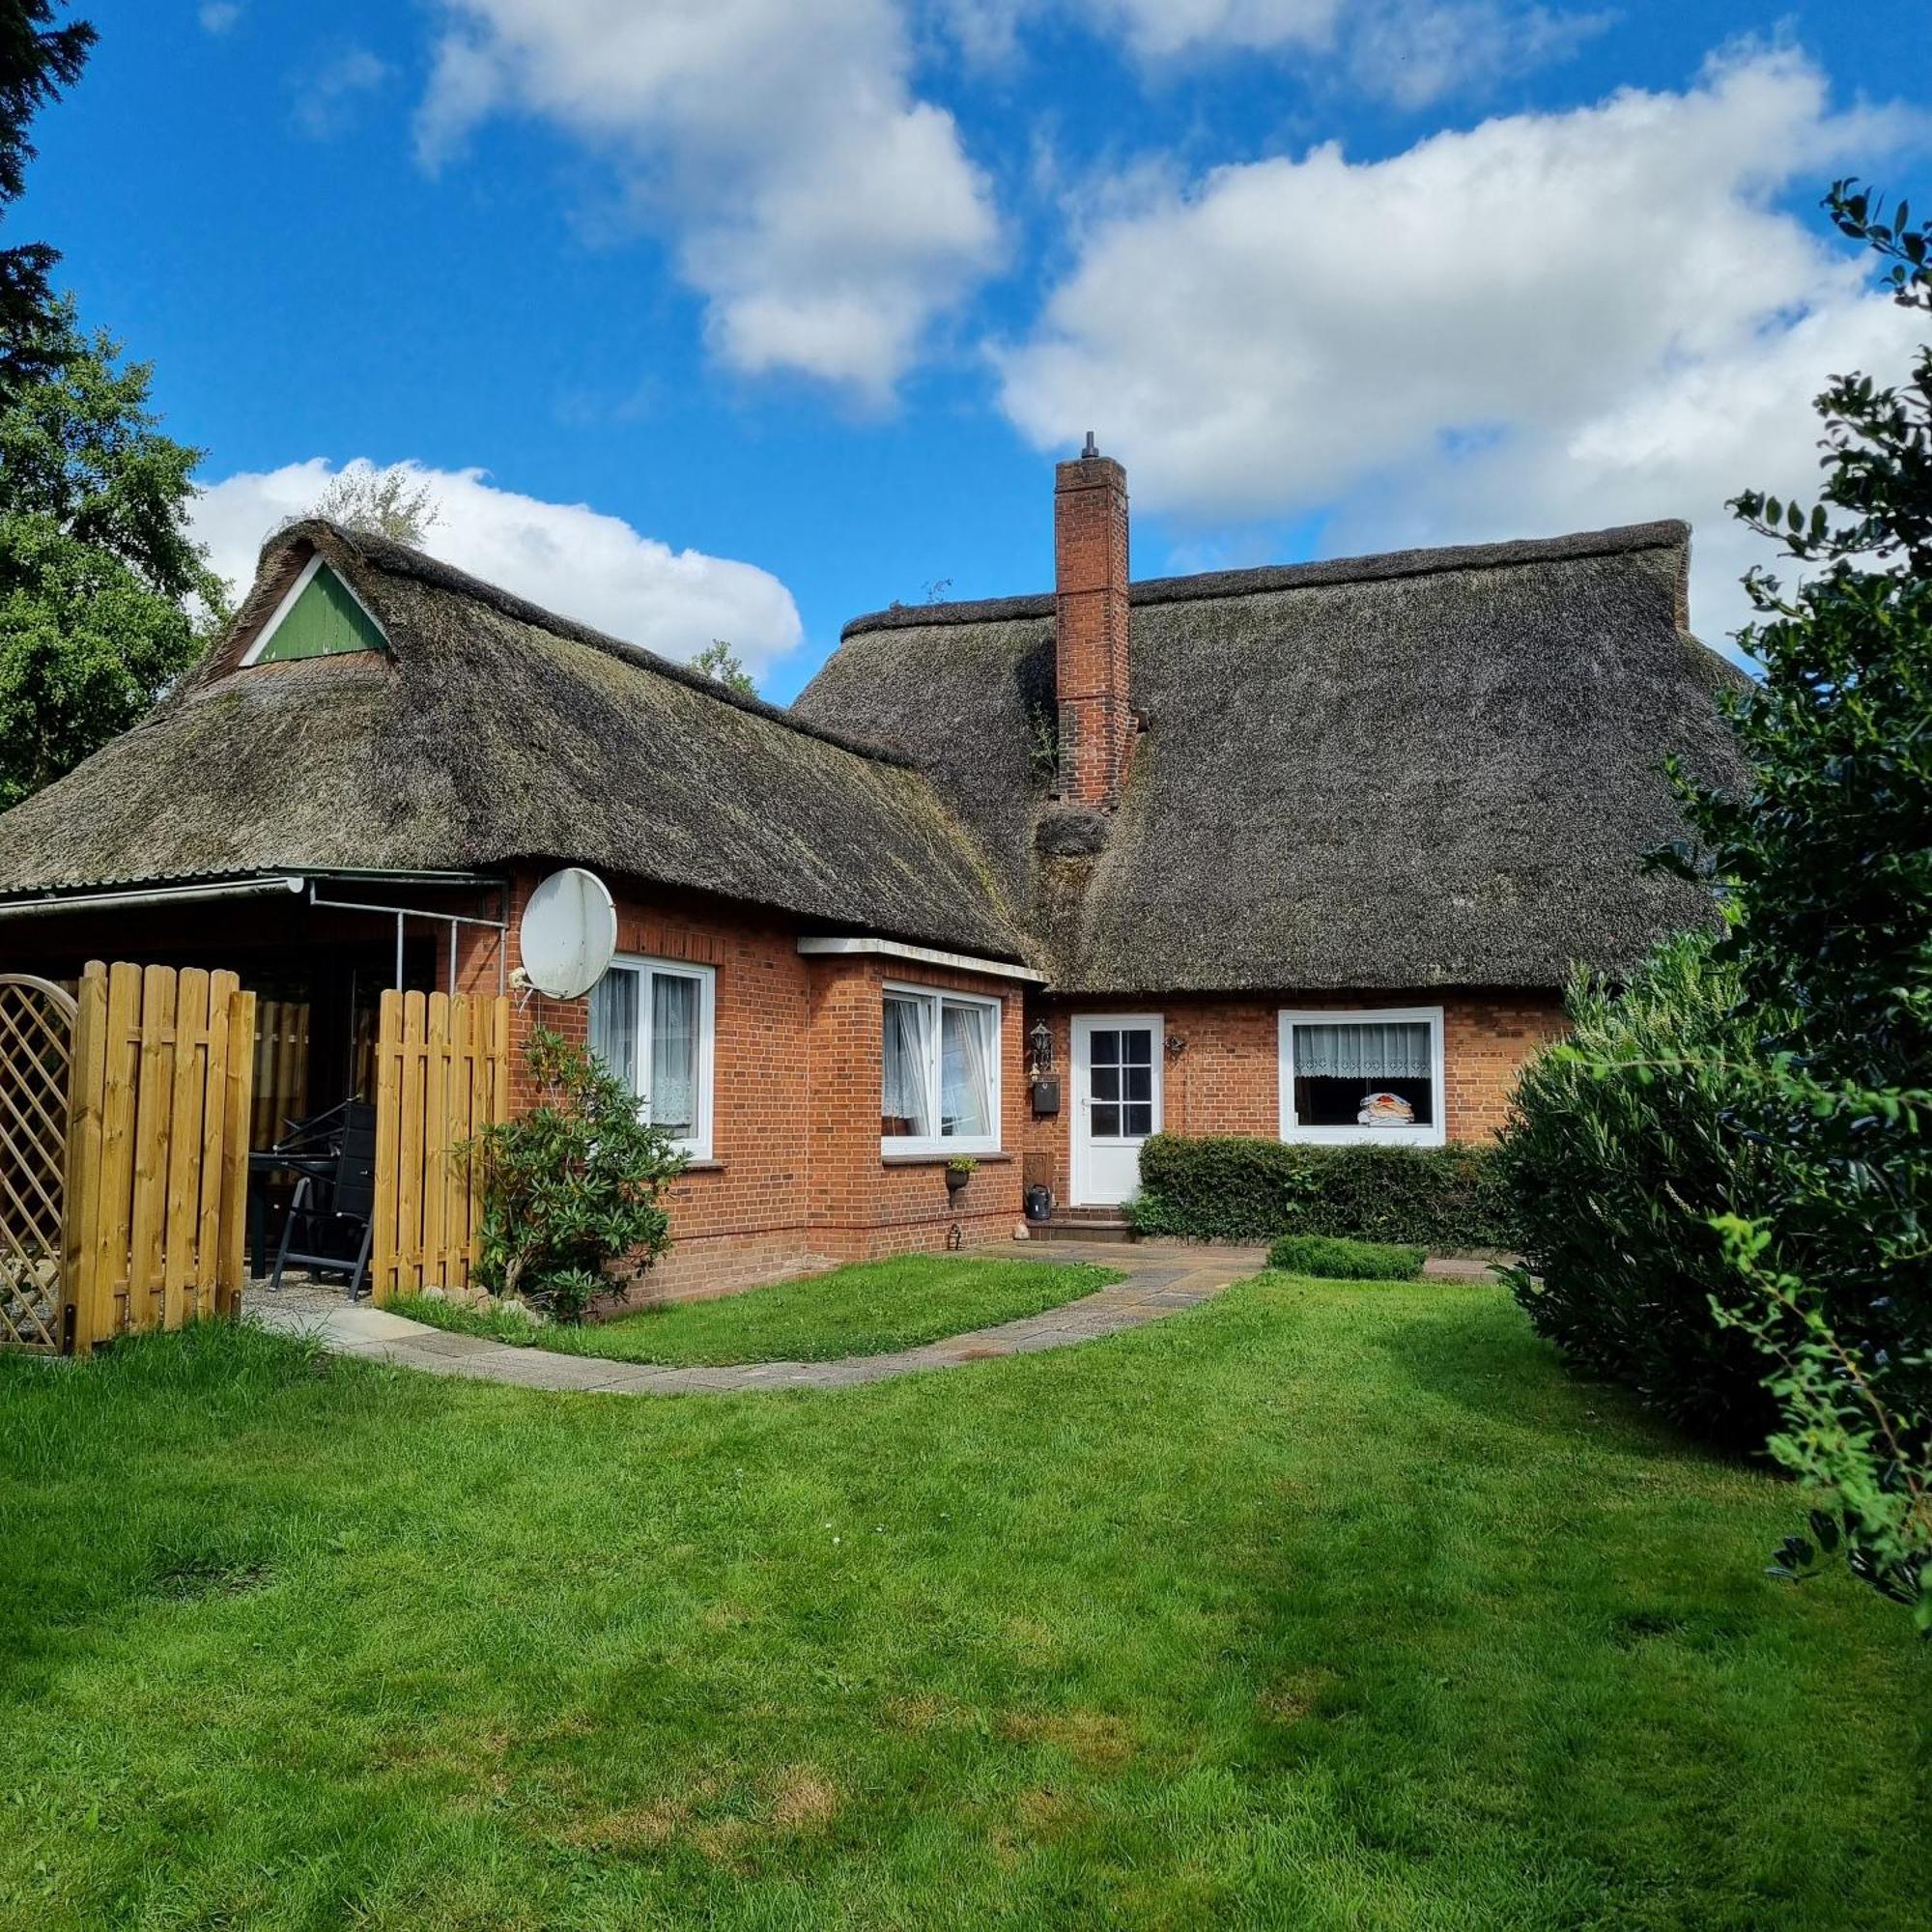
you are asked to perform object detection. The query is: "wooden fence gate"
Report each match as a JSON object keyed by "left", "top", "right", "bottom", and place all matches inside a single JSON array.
[
  {"left": 0, "top": 963, "right": 257, "bottom": 1355},
  {"left": 370, "top": 989, "right": 509, "bottom": 1305}
]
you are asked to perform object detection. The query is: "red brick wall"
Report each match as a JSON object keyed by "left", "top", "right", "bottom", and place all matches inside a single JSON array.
[
  {"left": 1054, "top": 452, "right": 1134, "bottom": 808},
  {"left": 489, "top": 869, "right": 1027, "bottom": 1304},
  {"left": 1021, "top": 989, "right": 1566, "bottom": 1207}
]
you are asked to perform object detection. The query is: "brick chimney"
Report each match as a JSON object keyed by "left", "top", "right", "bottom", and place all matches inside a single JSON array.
[{"left": 1054, "top": 433, "right": 1132, "bottom": 808}]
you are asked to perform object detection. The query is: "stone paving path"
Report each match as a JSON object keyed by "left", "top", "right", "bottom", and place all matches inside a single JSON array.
[{"left": 245, "top": 1242, "right": 1266, "bottom": 1395}]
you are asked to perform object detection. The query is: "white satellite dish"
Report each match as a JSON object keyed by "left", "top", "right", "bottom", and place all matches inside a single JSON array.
[{"left": 519, "top": 867, "right": 617, "bottom": 999}]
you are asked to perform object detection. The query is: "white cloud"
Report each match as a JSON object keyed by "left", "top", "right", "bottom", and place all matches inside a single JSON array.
[
  {"left": 292, "top": 47, "right": 391, "bottom": 140},
  {"left": 191, "top": 460, "right": 805, "bottom": 677},
  {"left": 994, "top": 47, "right": 1924, "bottom": 649},
  {"left": 413, "top": 0, "right": 1000, "bottom": 400},
  {"left": 1083, "top": 0, "right": 1342, "bottom": 60},
  {"left": 937, "top": 1, "right": 1600, "bottom": 105},
  {"left": 198, "top": 1, "right": 243, "bottom": 33},
  {"left": 1347, "top": 4, "right": 1613, "bottom": 110}
]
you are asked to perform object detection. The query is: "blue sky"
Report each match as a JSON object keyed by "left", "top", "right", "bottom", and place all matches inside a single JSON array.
[{"left": 23, "top": 1, "right": 1932, "bottom": 698}]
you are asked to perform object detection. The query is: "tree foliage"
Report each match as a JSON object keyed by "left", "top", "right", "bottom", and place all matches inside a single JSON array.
[
  {"left": 0, "top": 1, "right": 94, "bottom": 401},
  {"left": 1497, "top": 931, "right": 1788, "bottom": 1447},
  {"left": 308, "top": 462, "right": 441, "bottom": 547},
  {"left": 0, "top": 302, "right": 224, "bottom": 808},
  {"left": 1711, "top": 1215, "right": 1930, "bottom": 1631},
  {"left": 468, "top": 1029, "right": 686, "bottom": 1320},
  {"left": 690, "top": 637, "right": 755, "bottom": 696},
  {"left": 1539, "top": 179, "right": 1932, "bottom": 1623},
  {"left": 1661, "top": 179, "right": 1931, "bottom": 1412}
]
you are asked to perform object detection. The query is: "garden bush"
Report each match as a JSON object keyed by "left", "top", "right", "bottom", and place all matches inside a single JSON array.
[
  {"left": 1265, "top": 1233, "right": 1425, "bottom": 1280},
  {"left": 1131, "top": 1135, "right": 1511, "bottom": 1248},
  {"left": 467, "top": 1029, "right": 686, "bottom": 1320},
  {"left": 1494, "top": 930, "right": 1788, "bottom": 1448}
]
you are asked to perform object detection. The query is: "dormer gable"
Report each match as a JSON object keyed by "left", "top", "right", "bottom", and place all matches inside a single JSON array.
[{"left": 240, "top": 554, "right": 389, "bottom": 665}]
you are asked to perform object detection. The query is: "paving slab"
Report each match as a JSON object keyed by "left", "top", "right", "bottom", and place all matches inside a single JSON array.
[{"left": 242, "top": 1242, "right": 1269, "bottom": 1396}]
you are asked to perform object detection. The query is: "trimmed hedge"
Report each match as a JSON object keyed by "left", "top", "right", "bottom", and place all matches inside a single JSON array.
[
  {"left": 1265, "top": 1233, "right": 1425, "bottom": 1280},
  {"left": 1130, "top": 1134, "right": 1512, "bottom": 1249}
]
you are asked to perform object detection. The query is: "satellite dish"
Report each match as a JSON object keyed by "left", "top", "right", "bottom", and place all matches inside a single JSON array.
[{"left": 519, "top": 867, "right": 617, "bottom": 999}]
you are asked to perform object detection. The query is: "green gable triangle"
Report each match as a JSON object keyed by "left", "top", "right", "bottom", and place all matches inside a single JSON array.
[{"left": 254, "top": 563, "right": 387, "bottom": 662}]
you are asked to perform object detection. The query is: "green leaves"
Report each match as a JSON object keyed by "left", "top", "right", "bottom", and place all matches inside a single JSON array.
[
  {"left": 1646, "top": 176, "right": 1932, "bottom": 1624},
  {"left": 1133, "top": 1135, "right": 1511, "bottom": 1247},
  {"left": 1494, "top": 933, "right": 1789, "bottom": 1449},
  {"left": 466, "top": 1029, "right": 687, "bottom": 1319},
  {"left": 0, "top": 300, "right": 226, "bottom": 807},
  {"left": 1708, "top": 1220, "right": 1931, "bottom": 1632}
]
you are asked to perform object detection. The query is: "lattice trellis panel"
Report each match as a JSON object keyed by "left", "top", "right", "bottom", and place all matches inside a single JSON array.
[{"left": 0, "top": 974, "right": 77, "bottom": 1352}]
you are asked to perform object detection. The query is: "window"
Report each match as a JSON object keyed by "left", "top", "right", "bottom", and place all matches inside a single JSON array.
[
  {"left": 1085, "top": 1025, "right": 1155, "bottom": 1139},
  {"left": 1278, "top": 1007, "right": 1445, "bottom": 1147},
  {"left": 587, "top": 955, "right": 716, "bottom": 1157},
  {"left": 881, "top": 984, "right": 1000, "bottom": 1154}
]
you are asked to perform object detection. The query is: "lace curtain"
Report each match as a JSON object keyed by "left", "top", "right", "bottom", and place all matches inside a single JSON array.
[
  {"left": 1293, "top": 1020, "right": 1432, "bottom": 1080},
  {"left": 650, "top": 973, "right": 698, "bottom": 1135}
]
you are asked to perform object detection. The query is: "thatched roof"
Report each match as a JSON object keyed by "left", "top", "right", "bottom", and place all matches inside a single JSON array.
[
  {"left": 0, "top": 521, "right": 1019, "bottom": 957},
  {"left": 795, "top": 522, "right": 1747, "bottom": 994}
]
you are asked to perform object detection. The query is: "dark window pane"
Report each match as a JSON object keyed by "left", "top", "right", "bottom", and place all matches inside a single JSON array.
[
  {"left": 1091, "top": 1029, "right": 1120, "bottom": 1066},
  {"left": 1090, "top": 1102, "right": 1122, "bottom": 1138},
  {"left": 1122, "top": 1029, "right": 1152, "bottom": 1065},
  {"left": 1124, "top": 1102, "right": 1154, "bottom": 1137},
  {"left": 1293, "top": 1075, "right": 1434, "bottom": 1128},
  {"left": 1090, "top": 1065, "right": 1120, "bottom": 1101},
  {"left": 1124, "top": 1065, "right": 1151, "bottom": 1102}
]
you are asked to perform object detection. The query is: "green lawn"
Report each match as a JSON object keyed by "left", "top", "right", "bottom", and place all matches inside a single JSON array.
[
  {"left": 394, "top": 1255, "right": 1118, "bottom": 1364},
  {"left": 1, "top": 1272, "right": 1925, "bottom": 1930}
]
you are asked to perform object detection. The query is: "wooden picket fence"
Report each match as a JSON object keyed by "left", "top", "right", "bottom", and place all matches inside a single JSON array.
[
  {"left": 369, "top": 988, "right": 510, "bottom": 1304},
  {"left": 63, "top": 962, "right": 257, "bottom": 1353}
]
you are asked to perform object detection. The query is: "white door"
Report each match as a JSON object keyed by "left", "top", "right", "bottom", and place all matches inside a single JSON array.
[{"left": 1070, "top": 1015, "right": 1163, "bottom": 1207}]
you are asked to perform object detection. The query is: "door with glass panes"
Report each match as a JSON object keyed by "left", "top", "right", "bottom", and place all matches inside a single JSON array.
[{"left": 1069, "top": 1015, "right": 1163, "bottom": 1206}]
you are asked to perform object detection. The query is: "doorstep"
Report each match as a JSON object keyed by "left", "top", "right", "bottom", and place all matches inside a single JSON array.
[{"left": 1026, "top": 1215, "right": 1137, "bottom": 1244}]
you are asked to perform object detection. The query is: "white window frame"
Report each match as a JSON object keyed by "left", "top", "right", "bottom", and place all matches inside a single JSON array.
[
  {"left": 239, "top": 553, "right": 390, "bottom": 666},
  {"left": 880, "top": 980, "right": 1002, "bottom": 1157},
  {"left": 590, "top": 953, "right": 717, "bottom": 1160},
  {"left": 1277, "top": 1005, "right": 1446, "bottom": 1148}
]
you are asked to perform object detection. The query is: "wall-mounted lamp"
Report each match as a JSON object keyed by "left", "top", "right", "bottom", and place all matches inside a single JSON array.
[
  {"left": 1165, "top": 1033, "right": 1187, "bottom": 1058},
  {"left": 1029, "top": 1018, "right": 1053, "bottom": 1074}
]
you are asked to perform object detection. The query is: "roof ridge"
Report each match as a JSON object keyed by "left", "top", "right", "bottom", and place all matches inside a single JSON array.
[
  {"left": 264, "top": 519, "right": 917, "bottom": 771},
  {"left": 838, "top": 519, "right": 1690, "bottom": 639}
]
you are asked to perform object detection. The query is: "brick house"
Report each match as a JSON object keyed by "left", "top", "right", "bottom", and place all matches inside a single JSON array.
[{"left": 0, "top": 450, "right": 1744, "bottom": 1294}]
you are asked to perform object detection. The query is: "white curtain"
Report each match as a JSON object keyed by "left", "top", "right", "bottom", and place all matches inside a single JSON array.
[
  {"left": 588, "top": 968, "right": 639, "bottom": 1091},
  {"left": 649, "top": 973, "right": 697, "bottom": 1135},
  {"left": 941, "top": 1003, "right": 992, "bottom": 1138},
  {"left": 1294, "top": 1021, "right": 1431, "bottom": 1080},
  {"left": 882, "top": 995, "right": 932, "bottom": 1136}
]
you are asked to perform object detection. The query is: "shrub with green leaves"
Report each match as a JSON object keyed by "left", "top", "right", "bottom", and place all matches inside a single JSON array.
[
  {"left": 1495, "top": 930, "right": 1786, "bottom": 1447},
  {"left": 1131, "top": 1135, "right": 1511, "bottom": 1248},
  {"left": 1265, "top": 1233, "right": 1425, "bottom": 1281},
  {"left": 1710, "top": 1216, "right": 1930, "bottom": 1632},
  {"left": 466, "top": 1029, "right": 686, "bottom": 1321}
]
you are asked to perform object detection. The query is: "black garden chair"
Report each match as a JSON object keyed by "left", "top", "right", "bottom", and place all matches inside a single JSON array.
[{"left": 269, "top": 1100, "right": 378, "bottom": 1300}]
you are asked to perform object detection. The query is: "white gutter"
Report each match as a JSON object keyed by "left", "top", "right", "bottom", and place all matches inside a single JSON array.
[
  {"left": 797, "top": 935, "right": 1045, "bottom": 984},
  {"left": 0, "top": 875, "right": 308, "bottom": 920}
]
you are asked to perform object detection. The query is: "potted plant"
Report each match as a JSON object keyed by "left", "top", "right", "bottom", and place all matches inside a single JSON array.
[{"left": 945, "top": 1155, "right": 978, "bottom": 1195}]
